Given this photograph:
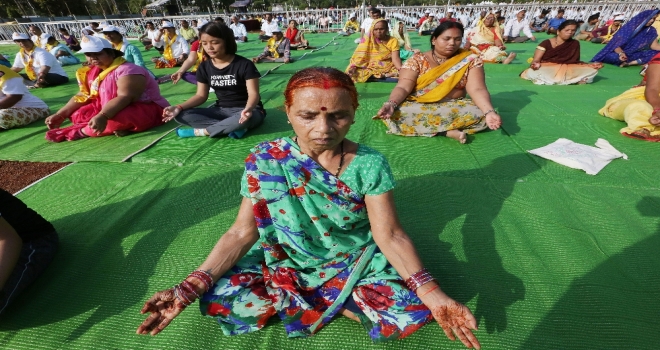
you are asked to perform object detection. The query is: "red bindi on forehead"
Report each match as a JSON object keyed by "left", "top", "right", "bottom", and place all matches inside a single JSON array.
[{"left": 320, "top": 107, "right": 327, "bottom": 111}]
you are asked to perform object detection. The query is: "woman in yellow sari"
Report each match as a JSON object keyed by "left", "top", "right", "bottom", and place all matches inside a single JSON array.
[
  {"left": 375, "top": 22, "right": 502, "bottom": 143},
  {"left": 599, "top": 52, "right": 660, "bottom": 141},
  {"left": 465, "top": 13, "right": 516, "bottom": 64},
  {"left": 346, "top": 19, "right": 402, "bottom": 83}
]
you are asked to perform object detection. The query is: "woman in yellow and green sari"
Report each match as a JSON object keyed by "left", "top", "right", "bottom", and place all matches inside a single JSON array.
[
  {"left": 375, "top": 22, "right": 502, "bottom": 143},
  {"left": 464, "top": 13, "right": 516, "bottom": 64},
  {"left": 346, "top": 19, "right": 402, "bottom": 83}
]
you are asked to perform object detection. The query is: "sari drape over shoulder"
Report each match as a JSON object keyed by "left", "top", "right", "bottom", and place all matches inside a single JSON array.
[
  {"left": 466, "top": 17, "right": 509, "bottom": 63},
  {"left": 521, "top": 39, "right": 599, "bottom": 85},
  {"left": 591, "top": 9, "right": 660, "bottom": 66},
  {"left": 375, "top": 51, "right": 488, "bottom": 137},
  {"left": 200, "top": 138, "right": 432, "bottom": 342},
  {"left": 346, "top": 19, "right": 400, "bottom": 83}
]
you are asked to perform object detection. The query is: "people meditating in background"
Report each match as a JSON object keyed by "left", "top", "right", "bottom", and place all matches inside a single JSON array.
[
  {"left": 45, "top": 34, "right": 80, "bottom": 66},
  {"left": 346, "top": 19, "right": 401, "bottom": 83},
  {"left": 285, "top": 20, "right": 310, "bottom": 50},
  {"left": 530, "top": 9, "right": 549, "bottom": 32},
  {"left": 253, "top": 29, "right": 291, "bottom": 63},
  {"left": 138, "top": 21, "right": 163, "bottom": 52},
  {"left": 0, "top": 188, "right": 59, "bottom": 315},
  {"left": 28, "top": 25, "right": 48, "bottom": 49},
  {"left": 44, "top": 36, "right": 168, "bottom": 142},
  {"left": 11, "top": 33, "right": 69, "bottom": 88},
  {"left": 503, "top": 9, "right": 536, "bottom": 43},
  {"left": 521, "top": 20, "right": 602, "bottom": 85},
  {"left": 546, "top": 9, "right": 566, "bottom": 34},
  {"left": 58, "top": 28, "right": 81, "bottom": 51},
  {"left": 178, "top": 20, "right": 197, "bottom": 43},
  {"left": 339, "top": 13, "right": 359, "bottom": 36},
  {"left": 152, "top": 21, "right": 190, "bottom": 68},
  {"left": 138, "top": 67, "right": 481, "bottom": 350},
  {"left": 574, "top": 13, "right": 599, "bottom": 41},
  {"left": 392, "top": 20, "right": 418, "bottom": 61},
  {"left": 591, "top": 9, "right": 660, "bottom": 67},
  {"left": 418, "top": 13, "right": 439, "bottom": 36},
  {"left": 599, "top": 52, "right": 660, "bottom": 141},
  {"left": 259, "top": 13, "right": 280, "bottom": 42},
  {"left": 590, "top": 16, "right": 623, "bottom": 44},
  {"left": 163, "top": 23, "right": 265, "bottom": 139},
  {"left": 169, "top": 22, "right": 209, "bottom": 86},
  {"left": 102, "top": 25, "right": 152, "bottom": 76},
  {"left": 375, "top": 22, "right": 502, "bottom": 143},
  {"left": 229, "top": 15, "right": 248, "bottom": 42},
  {"left": 465, "top": 13, "right": 516, "bottom": 64},
  {"left": 0, "top": 65, "right": 49, "bottom": 130}
]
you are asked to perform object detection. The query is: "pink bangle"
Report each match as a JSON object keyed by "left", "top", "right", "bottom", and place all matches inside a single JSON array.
[{"left": 405, "top": 268, "right": 436, "bottom": 291}]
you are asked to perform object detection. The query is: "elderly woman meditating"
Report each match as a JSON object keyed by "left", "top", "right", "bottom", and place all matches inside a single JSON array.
[
  {"left": 346, "top": 19, "right": 402, "bottom": 83},
  {"left": 137, "top": 67, "right": 481, "bottom": 349},
  {"left": 599, "top": 52, "right": 660, "bottom": 141},
  {"left": 521, "top": 20, "right": 602, "bottom": 85},
  {"left": 591, "top": 9, "right": 660, "bottom": 67},
  {"left": 465, "top": 13, "right": 516, "bottom": 64},
  {"left": 44, "top": 35, "right": 169, "bottom": 142},
  {"left": 375, "top": 22, "right": 502, "bottom": 144}
]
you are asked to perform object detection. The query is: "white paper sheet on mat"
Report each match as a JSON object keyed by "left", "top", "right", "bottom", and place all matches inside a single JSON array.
[{"left": 528, "top": 138, "right": 628, "bottom": 175}]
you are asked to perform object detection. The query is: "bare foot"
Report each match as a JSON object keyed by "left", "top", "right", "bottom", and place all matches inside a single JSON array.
[
  {"left": 339, "top": 308, "right": 360, "bottom": 322},
  {"left": 446, "top": 130, "right": 467, "bottom": 144},
  {"left": 114, "top": 130, "right": 132, "bottom": 137},
  {"left": 503, "top": 52, "right": 516, "bottom": 64}
]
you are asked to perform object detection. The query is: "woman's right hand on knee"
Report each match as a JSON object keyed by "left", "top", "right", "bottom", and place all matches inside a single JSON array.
[
  {"left": 162, "top": 106, "right": 181, "bottom": 122},
  {"left": 45, "top": 113, "right": 66, "bottom": 130},
  {"left": 170, "top": 72, "right": 183, "bottom": 84}
]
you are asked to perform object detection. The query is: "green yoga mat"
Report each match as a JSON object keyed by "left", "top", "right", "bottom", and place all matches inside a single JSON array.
[{"left": 2, "top": 31, "right": 660, "bottom": 350}]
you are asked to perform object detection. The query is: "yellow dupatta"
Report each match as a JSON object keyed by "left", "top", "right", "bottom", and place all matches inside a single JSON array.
[
  {"left": 346, "top": 19, "right": 399, "bottom": 83},
  {"left": 163, "top": 34, "right": 178, "bottom": 60},
  {"left": 19, "top": 48, "right": 37, "bottom": 80},
  {"left": 267, "top": 36, "right": 284, "bottom": 58},
  {"left": 409, "top": 50, "right": 475, "bottom": 103},
  {"left": 602, "top": 24, "right": 619, "bottom": 41},
  {"left": 34, "top": 35, "right": 42, "bottom": 48},
  {"left": 73, "top": 57, "right": 126, "bottom": 103},
  {"left": 192, "top": 49, "right": 204, "bottom": 72},
  {"left": 470, "top": 14, "right": 503, "bottom": 45},
  {"left": 0, "top": 64, "right": 21, "bottom": 89}
]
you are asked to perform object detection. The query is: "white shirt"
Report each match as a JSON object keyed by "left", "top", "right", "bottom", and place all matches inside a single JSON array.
[
  {"left": 230, "top": 22, "right": 247, "bottom": 38},
  {"left": 165, "top": 35, "right": 190, "bottom": 58},
  {"left": 504, "top": 18, "right": 534, "bottom": 38},
  {"left": 1, "top": 77, "right": 48, "bottom": 109},
  {"left": 261, "top": 20, "right": 280, "bottom": 36},
  {"left": 12, "top": 47, "right": 67, "bottom": 78},
  {"left": 30, "top": 33, "right": 49, "bottom": 49},
  {"left": 361, "top": 17, "right": 374, "bottom": 31},
  {"left": 147, "top": 29, "right": 163, "bottom": 48}
]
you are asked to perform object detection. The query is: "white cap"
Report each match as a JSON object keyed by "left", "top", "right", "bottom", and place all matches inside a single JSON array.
[
  {"left": 161, "top": 21, "right": 175, "bottom": 28},
  {"left": 82, "top": 26, "right": 94, "bottom": 35},
  {"left": 349, "top": 12, "right": 356, "bottom": 18},
  {"left": 424, "top": 10, "right": 430, "bottom": 14},
  {"left": 102, "top": 25, "right": 122, "bottom": 33},
  {"left": 196, "top": 19, "right": 208, "bottom": 29},
  {"left": 79, "top": 34, "right": 113, "bottom": 53},
  {"left": 447, "top": 9, "right": 455, "bottom": 13},
  {"left": 614, "top": 15, "right": 625, "bottom": 21},
  {"left": 12, "top": 32, "right": 30, "bottom": 40},
  {"left": 429, "top": 12, "right": 435, "bottom": 16}
]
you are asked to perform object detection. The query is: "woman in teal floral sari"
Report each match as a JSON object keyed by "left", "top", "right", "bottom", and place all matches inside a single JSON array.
[{"left": 138, "top": 67, "right": 480, "bottom": 349}]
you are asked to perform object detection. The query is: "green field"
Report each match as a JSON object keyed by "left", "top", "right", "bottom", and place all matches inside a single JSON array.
[{"left": 1, "top": 32, "right": 659, "bottom": 349}]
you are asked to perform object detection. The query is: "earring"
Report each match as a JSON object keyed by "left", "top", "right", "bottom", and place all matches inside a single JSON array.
[{"left": 286, "top": 120, "right": 291, "bottom": 124}]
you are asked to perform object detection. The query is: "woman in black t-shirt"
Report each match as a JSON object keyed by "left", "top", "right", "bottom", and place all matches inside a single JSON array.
[
  {"left": 0, "top": 189, "right": 58, "bottom": 314},
  {"left": 162, "top": 22, "right": 266, "bottom": 138}
]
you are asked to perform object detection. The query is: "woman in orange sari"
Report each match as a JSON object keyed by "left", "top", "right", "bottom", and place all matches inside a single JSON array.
[
  {"left": 346, "top": 19, "right": 402, "bottom": 83},
  {"left": 375, "top": 22, "right": 501, "bottom": 144}
]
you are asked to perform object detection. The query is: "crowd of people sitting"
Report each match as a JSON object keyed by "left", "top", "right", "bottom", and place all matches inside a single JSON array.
[{"left": 1, "top": 6, "right": 660, "bottom": 347}]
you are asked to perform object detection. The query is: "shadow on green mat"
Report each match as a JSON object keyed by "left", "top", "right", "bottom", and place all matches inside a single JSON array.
[
  {"left": 491, "top": 90, "right": 537, "bottom": 137},
  {"left": 395, "top": 153, "right": 544, "bottom": 334},
  {"left": 522, "top": 196, "right": 660, "bottom": 349},
  {"left": 0, "top": 170, "right": 243, "bottom": 341}
]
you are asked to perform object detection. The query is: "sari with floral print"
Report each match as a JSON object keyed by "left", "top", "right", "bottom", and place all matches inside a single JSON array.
[
  {"left": 375, "top": 50, "right": 488, "bottom": 137},
  {"left": 199, "top": 137, "right": 432, "bottom": 342}
]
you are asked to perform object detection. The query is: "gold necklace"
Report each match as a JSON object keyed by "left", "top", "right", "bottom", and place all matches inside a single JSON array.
[{"left": 432, "top": 50, "right": 448, "bottom": 65}]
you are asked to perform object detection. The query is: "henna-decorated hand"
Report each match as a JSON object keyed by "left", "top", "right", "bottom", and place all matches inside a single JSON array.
[
  {"left": 430, "top": 298, "right": 480, "bottom": 349},
  {"left": 136, "top": 288, "right": 187, "bottom": 336}
]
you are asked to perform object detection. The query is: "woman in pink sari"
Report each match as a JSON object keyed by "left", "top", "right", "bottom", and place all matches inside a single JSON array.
[{"left": 44, "top": 35, "right": 169, "bottom": 142}]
